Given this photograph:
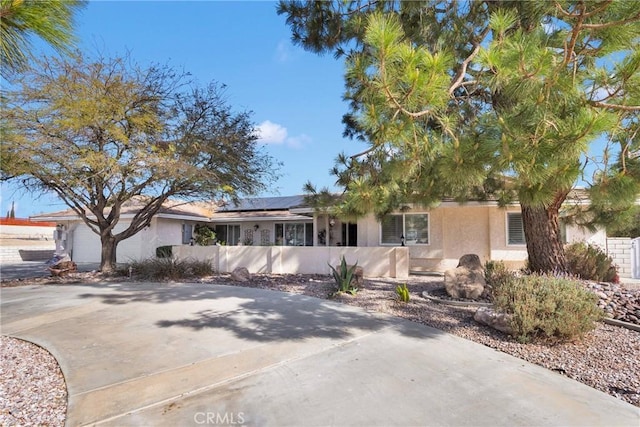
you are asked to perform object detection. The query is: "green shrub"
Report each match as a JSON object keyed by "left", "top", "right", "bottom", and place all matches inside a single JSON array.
[
  {"left": 484, "top": 260, "right": 516, "bottom": 287},
  {"left": 194, "top": 225, "right": 216, "bottom": 246},
  {"left": 156, "top": 245, "right": 173, "bottom": 258},
  {"left": 128, "top": 258, "right": 213, "bottom": 280},
  {"left": 565, "top": 242, "right": 617, "bottom": 282},
  {"left": 395, "top": 283, "right": 410, "bottom": 303},
  {"left": 493, "top": 274, "right": 603, "bottom": 343},
  {"left": 328, "top": 256, "right": 358, "bottom": 296}
]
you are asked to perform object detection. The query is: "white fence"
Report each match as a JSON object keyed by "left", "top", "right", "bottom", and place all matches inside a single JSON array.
[
  {"left": 632, "top": 238, "right": 640, "bottom": 279},
  {"left": 172, "top": 245, "right": 410, "bottom": 279}
]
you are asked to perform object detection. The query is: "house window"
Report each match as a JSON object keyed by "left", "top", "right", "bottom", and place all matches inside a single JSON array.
[
  {"left": 507, "top": 213, "right": 526, "bottom": 245},
  {"left": 381, "top": 213, "right": 429, "bottom": 245},
  {"left": 182, "top": 224, "right": 193, "bottom": 244},
  {"left": 214, "top": 224, "right": 240, "bottom": 245},
  {"left": 275, "top": 223, "right": 313, "bottom": 246}
]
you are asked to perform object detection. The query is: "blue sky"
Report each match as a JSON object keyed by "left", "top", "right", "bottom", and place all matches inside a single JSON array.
[{"left": 1, "top": 0, "right": 367, "bottom": 217}]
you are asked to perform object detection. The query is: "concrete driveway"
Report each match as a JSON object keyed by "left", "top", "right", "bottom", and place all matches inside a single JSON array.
[
  {"left": 0, "top": 261, "right": 101, "bottom": 280},
  {"left": 1, "top": 282, "right": 638, "bottom": 427}
]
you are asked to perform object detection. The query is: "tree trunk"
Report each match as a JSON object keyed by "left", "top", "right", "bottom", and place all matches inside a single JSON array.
[
  {"left": 521, "top": 202, "right": 567, "bottom": 274},
  {"left": 100, "top": 234, "right": 118, "bottom": 273}
]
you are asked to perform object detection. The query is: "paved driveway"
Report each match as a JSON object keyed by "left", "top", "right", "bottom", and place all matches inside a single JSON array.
[
  {"left": 1, "top": 282, "right": 638, "bottom": 426},
  {"left": 0, "top": 261, "right": 101, "bottom": 280}
]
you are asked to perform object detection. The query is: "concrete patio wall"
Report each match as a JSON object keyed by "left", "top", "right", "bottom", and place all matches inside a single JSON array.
[{"left": 172, "top": 245, "right": 410, "bottom": 278}]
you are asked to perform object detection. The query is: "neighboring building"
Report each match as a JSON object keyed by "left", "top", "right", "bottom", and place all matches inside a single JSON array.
[
  {"left": 30, "top": 194, "right": 606, "bottom": 272},
  {"left": 0, "top": 218, "right": 57, "bottom": 263}
]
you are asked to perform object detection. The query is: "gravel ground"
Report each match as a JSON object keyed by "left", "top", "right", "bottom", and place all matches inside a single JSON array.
[
  {"left": 1, "top": 272, "right": 639, "bottom": 426},
  {"left": 0, "top": 336, "right": 67, "bottom": 427}
]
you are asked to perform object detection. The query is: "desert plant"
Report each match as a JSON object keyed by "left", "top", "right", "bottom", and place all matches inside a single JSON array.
[
  {"left": 492, "top": 274, "right": 604, "bottom": 343},
  {"left": 395, "top": 283, "right": 410, "bottom": 303},
  {"left": 565, "top": 242, "right": 617, "bottom": 282},
  {"left": 328, "top": 256, "right": 358, "bottom": 296},
  {"left": 127, "top": 257, "right": 213, "bottom": 280}
]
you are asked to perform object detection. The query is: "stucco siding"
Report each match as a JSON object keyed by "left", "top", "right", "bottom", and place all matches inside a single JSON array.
[
  {"left": 173, "top": 245, "right": 409, "bottom": 278},
  {"left": 566, "top": 224, "right": 607, "bottom": 248},
  {"left": 71, "top": 221, "right": 148, "bottom": 263}
]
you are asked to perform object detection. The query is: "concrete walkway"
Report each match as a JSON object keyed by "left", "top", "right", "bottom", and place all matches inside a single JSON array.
[{"left": 1, "top": 282, "right": 638, "bottom": 427}]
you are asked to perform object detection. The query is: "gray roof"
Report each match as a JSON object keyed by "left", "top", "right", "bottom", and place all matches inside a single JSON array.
[{"left": 219, "top": 195, "right": 307, "bottom": 212}]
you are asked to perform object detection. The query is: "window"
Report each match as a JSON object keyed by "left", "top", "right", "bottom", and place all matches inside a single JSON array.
[
  {"left": 182, "top": 224, "right": 193, "bottom": 244},
  {"left": 381, "top": 213, "right": 429, "bottom": 245},
  {"left": 214, "top": 224, "right": 240, "bottom": 245},
  {"left": 275, "top": 223, "right": 313, "bottom": 246},
  {"left": 507, "top": 213, "right": 526, "bottom": 245}
]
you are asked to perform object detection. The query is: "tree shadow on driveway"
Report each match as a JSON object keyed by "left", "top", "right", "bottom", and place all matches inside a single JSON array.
[{"left": 76, "top": 282, "right": 443, "bottom": 343}]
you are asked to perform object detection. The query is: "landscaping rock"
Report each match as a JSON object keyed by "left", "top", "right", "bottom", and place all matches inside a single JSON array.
[
  {"left": 230, "top": 267, "right": 250, "bottom": 282},
  {"left": 444, "top": 254, "right": 485, "bottom": 300},
  {"left": 584, "top": 281, "right": 640, "bottom": 325},
  {"left": 474, "top": 307, "right": 514, "bottom": 335},
  {"left": 457, "top": 254, "right": 483, "bottom": 270}
]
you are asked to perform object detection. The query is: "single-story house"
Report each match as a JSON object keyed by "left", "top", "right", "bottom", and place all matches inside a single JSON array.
[{"left": 31, "top": 193, "right": 606, "bottom": 274}]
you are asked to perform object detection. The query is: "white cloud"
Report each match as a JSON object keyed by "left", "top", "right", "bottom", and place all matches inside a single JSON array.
[
  {"left": 255, "top": 120, "right": 310, "bottom": 149},
  {"left": 276, "top": 40, "right": 291, "bottom": 62},
  {"left": 256, "top": 120, "right": 288, "bottom": 144}
]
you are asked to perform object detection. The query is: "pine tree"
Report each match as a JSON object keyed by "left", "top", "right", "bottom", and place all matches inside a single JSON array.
[{"left": 279, "top": 0, "right": 640, "bottom": 273}]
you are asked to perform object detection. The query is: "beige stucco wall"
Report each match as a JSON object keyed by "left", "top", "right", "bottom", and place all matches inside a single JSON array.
[
  {"left": 172, "top": 245, "right": 409, "bottom": 278},
  {"left": 357, "top": 204, "right": 530, "bottom": 271}
]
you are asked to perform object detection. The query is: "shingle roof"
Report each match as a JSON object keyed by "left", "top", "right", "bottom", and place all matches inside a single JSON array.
[
  {"left": 30, "top": 198, "right": 215, "bottom": 221},
  {"left": 209, "top": 210, "right": 312, "bottom": 222},
  {"left": 218, "top": 195, "right": 307, "bottom": 212}
]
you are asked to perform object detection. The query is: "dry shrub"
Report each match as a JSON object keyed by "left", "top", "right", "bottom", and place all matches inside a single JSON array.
[
  {"left": 565, "top": 242, "right": 618, "bottom": 283},
  {"left": 128, "top": 258, "right": 213, "bottom": 280},
  {"left": 493, "top": 274, "right": 603, "bottom": 343}
]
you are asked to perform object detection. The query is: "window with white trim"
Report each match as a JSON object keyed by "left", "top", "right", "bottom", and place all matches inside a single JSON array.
[
  {"left": 275, "top": 223, "right": 313, "bottom": 246},
  {"left": 381, "top": 213, "right": 429, "bottom": 245},
  {"left": 507, "top": 212, "right": 526, "bottom": 245},
  {"left": 214, "top": 224, "right": 240, "bottom": 245}
]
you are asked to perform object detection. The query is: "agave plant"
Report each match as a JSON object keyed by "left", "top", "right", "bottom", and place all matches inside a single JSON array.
[
  {"left": 395, "top": 283, "right": 410, "bottom": 303},
  {"left": 328, "top": 255, "right": 358, "bottom": 296}
]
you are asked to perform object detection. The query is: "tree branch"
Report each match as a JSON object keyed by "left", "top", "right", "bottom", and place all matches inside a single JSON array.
[
  {"left": 449, "top": 26, "right": 489, "bottom": 96},
  {"left": 590, "top": 101, "right": 640, "bottom": 112}
]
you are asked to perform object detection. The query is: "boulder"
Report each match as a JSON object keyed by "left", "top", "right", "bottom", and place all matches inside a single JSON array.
[
  {"left": 444, "top": 254, "right": 486, "bottom": 300},
  {"left": 474, "top": 307, "right": 513, "bottom": 335},
  {"left": 457, "top": 253, "right": 482, "bottom": 270},
  {"left": 230, "top": 267, "right": 250, "bottom": 282}
]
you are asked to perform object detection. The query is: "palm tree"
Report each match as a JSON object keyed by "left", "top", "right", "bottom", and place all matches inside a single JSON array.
[{"left": 1, "top": 0, "right": 85, "bottom": 77}]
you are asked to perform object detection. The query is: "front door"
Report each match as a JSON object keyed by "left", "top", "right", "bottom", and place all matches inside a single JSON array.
[{"left": 342, "top": 223, "right": 358, "bottom": 247}]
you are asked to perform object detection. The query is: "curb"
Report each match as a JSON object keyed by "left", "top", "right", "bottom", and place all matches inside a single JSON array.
[{"left": 603, "top": 318, "right": 640, "bottom": 332}]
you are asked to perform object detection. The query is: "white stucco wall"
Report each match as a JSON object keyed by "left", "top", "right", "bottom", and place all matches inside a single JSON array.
[
  {"left": 67, "top": 218, "right": 199, "bottom": 263},
  {"left": 566, "top": 224, "right": 607, "bottom": 248}
]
